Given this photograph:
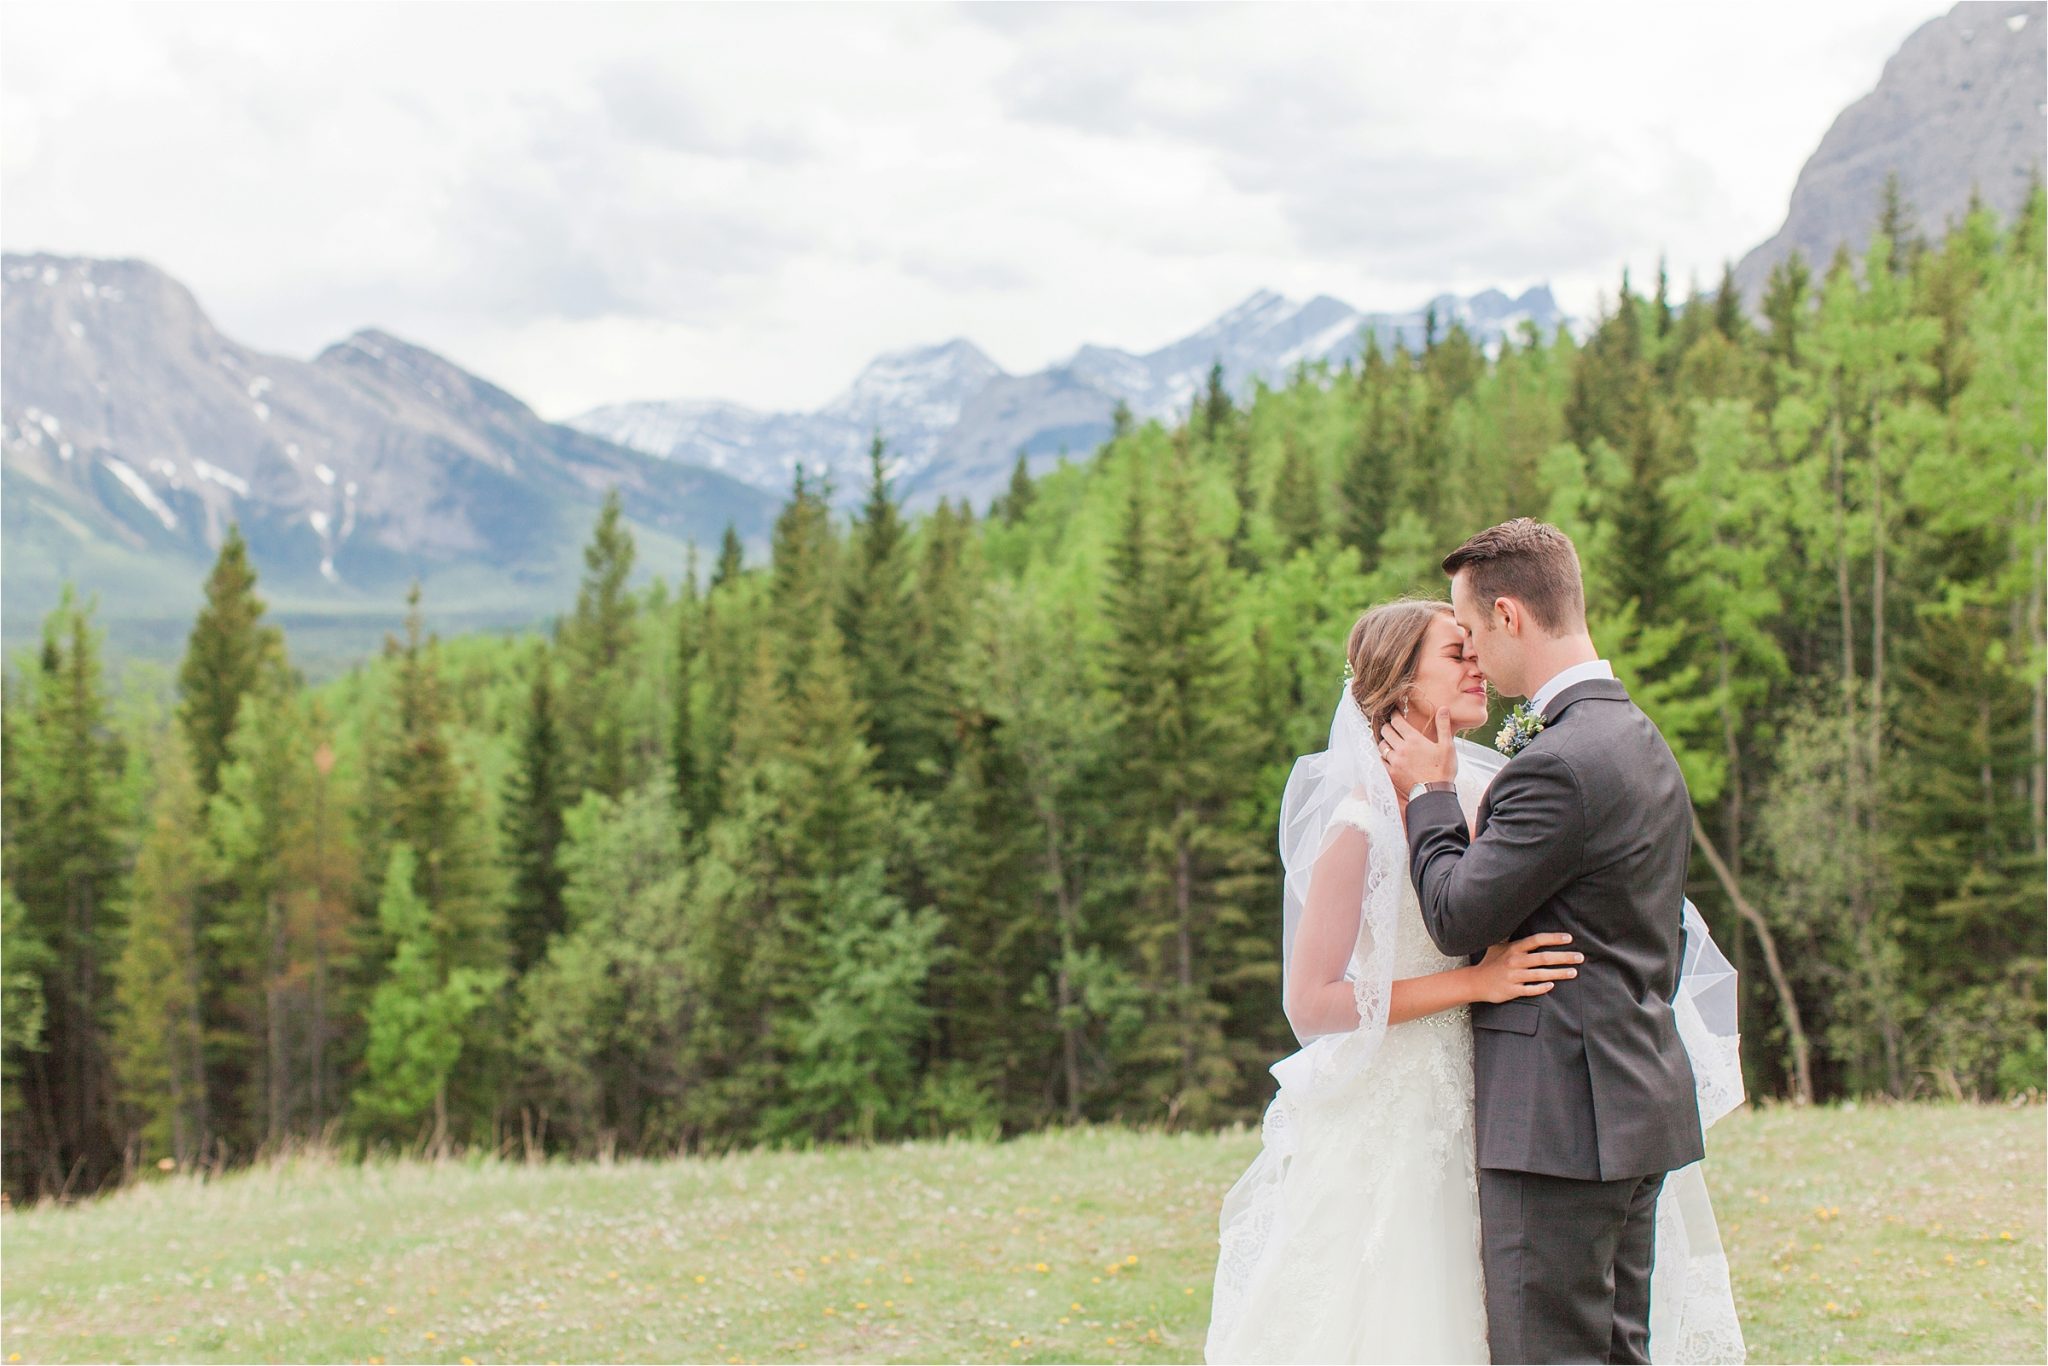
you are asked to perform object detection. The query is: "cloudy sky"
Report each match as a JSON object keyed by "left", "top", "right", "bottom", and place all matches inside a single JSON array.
[{"left": 4, "top": 0, "right": 1941, "bottom": 418}]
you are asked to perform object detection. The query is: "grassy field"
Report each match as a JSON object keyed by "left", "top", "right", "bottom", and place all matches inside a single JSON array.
[{"left": 1, "top": 1104, "right": 2040, "bottom": 1365}]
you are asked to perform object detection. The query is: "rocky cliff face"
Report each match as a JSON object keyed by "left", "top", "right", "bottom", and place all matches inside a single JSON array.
[{"left": 1735, "top": 1, "right": 2046, "bottom": 298}]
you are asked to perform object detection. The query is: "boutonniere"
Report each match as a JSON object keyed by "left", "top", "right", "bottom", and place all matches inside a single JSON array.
[{"left": 1495, "top": 702, "right": 1547, "bottom": 757}]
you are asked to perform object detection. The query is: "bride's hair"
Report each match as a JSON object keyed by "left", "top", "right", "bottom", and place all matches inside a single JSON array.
[{"left": 1346, "top": 598, "right": 1454, "bottom": 738}]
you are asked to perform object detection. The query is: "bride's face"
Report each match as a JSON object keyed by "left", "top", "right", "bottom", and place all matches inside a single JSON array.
[{"left": 1408, "top": 614, "right": 1490, "bottom": 734}]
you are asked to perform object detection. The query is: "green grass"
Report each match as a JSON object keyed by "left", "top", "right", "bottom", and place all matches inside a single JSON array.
[{"left": 1, "top": 1105, "right": 2040, "bottom": 1364}]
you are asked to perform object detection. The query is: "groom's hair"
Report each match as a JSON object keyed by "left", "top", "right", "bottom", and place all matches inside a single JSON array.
[{"left": 1442, "top": 518, "right": 1586, "bottom": 634}]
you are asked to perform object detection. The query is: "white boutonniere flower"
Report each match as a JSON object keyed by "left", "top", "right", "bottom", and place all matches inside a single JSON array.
[{"left": 1495, "top": 702, "right": 1547, "bottom": 757}]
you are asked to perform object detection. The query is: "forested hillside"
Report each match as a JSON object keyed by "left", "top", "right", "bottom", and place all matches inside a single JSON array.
[{"left": 5, "top": 190, "right": 2042, "bottom": 1201}]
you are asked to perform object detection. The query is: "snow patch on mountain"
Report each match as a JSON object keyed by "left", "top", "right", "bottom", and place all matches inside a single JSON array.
[
  {"left": 570, "top": 284, "right": 1567, "bottom": 513},
  {"left": 104, "top": 456, "right": 179, "bottom": 530}
]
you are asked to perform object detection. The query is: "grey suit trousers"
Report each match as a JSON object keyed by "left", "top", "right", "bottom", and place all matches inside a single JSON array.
[{"left": 1478, "top": 1167, "right": 1666, "bottom": 1365}]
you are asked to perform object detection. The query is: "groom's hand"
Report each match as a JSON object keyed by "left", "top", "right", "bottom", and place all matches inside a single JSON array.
[{"left": 1382, "top": 707, "right": 1458, "bottom": 794}]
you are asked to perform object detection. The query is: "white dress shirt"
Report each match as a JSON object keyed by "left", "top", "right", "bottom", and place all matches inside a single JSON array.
[{"left": 1529, "top": 658, "right": 1615, "bottom": 717}]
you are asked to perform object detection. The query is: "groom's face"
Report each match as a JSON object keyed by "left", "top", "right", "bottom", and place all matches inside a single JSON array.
[{"left": 1450, "top": 570, "right": 1522, "bottom": 696}]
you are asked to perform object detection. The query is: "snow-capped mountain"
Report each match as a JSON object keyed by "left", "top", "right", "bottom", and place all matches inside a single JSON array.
[
  {"left": 570, "top": 284, "right": 1566, "bottom": 511},
  {"left": 3, "top": 252, "right": 775, "bottom": 654}
]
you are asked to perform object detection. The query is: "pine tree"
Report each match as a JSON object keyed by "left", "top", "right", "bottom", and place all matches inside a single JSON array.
[
  {"left": 1099, "top": 448, "right": 1262, "bottom": 1125},
  {"left": 997, "top": 452, "right": 1036, "bottom": 526},
  {"left": 111, "top": 734, "right": 210, "bottom": 1164},
  {"left": 1762, "top": 250, "right": 1813, "bottom": 377},
  {"left": 904, "top": 498, "right": 977, "bottom": 795},
  {"left": 518, "top": 776, "right": 696, "bottom": 1151},
  {"left": 1713, "top": 262, "right": 1747, "bottom": 342},
  {"left": 1225, "top": 422, "right": 1260, "bottom": 573},
  {"left": 1200, "top": 361, "right": 1233, "bottom": 447},
  {"left": 177, "top": 525, "right": 282, "bottom": 798},
  {"left": 1875, "top": 172, "right": 1922, "bottom": 275},
  {"left": 296, "top": 705, "right": 358, "bottom": 1134},
  {"left": 672, "top": 554, "right": 708, "bottom": 827},
  {"left": 712, "top": 523, "right": 745, "bottom": 589},
  {"left": 560, "top": 491, "right": 638, "bottom": 800},
  {"left": 1268, "top": 431, "right": 1324, "bottom": 555},
  {"left": 1338, "top": 396, "right": 1395, "bottom": 562},
  {"left": 502, "top": 647, "right": 568, "bottom": 975},
  {"left": 3, "top": 591, "right": 127, "bottom": 1196},
  {"left": 207, "top": 664, "right": 324, "bottom": 1148},
  {"left": 839, "top": 435, "right": 927, "bottom": 791},
  {"left": 354, "top": 844, "right": 505, "bottom": 1148},
  {"left": 768, "top": 468, "right": 839, "bottom": 689},
  {"left": 1, "top": 880, "right": 54, "bottom": 1120},
  {"left": 920, "top": 700, "right": 1044, "bottom": 1131},
  {"left": 373, "top": 584, "right": 506, "bottom": 980}
]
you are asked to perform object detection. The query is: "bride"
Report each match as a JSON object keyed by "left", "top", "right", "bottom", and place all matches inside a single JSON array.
[{"left": 1205, "top": 599, "right": 1744, "bottom": 1365}]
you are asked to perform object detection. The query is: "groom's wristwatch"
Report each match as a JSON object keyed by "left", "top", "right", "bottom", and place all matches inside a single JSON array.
[{"left": 1407, "top": 780, "right": 1457, "bottom": 802}]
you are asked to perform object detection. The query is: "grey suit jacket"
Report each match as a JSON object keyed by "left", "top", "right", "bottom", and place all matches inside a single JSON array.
[{"left": 1406, "top": 678, "right": 1704, "bottom": 1181}]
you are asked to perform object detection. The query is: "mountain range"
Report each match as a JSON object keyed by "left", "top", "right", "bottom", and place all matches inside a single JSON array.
[{"left": 567, "top": 285, "right": 1565, "bottom": 512}]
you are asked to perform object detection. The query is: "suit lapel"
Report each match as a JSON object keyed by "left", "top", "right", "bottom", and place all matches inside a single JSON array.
[{"left": 1476, "top": 679, "right": 1630, "bottom": 835}]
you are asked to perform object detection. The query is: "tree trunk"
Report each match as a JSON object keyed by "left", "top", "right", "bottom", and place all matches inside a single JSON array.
[
  {"left": 310, "top": 945, "right": 327, "bottom": 1134},
  {"left": 1174, "top": 812, "right": 1197, "bottom": 1119},
  {"left": 1869, "top": 400, "right": 1887, "bottom": 795},
  {"left": 1690, "top": 812, "right": 1814, "bottom": 1103},
  {"left": 2029, "top": 478, "right": 2045, "bottom": 852},
  {"left": 266, "top": 893, "right": 287, "bottom": 1147},
  {"left": 1716, "top": 635, "right": 1748, "bottom": 1035},
  {"left": 311, "top": 780, "right": 328, "bottom": 1131},
  {"left": 1830, "top": 409, "right": 1855, "bottom": 701},
  {"left": 185, "top": 923, "right": 211, "bottom": 1161}
]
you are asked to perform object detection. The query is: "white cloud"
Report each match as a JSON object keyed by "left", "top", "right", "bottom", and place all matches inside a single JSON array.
[{"left": 2, "top": 0, "right": 1944, "bottom": 417}]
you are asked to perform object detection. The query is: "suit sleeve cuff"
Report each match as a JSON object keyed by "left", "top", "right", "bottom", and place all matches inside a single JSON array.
[{"left": 1407, "top": 788, "right": 1467, "bottom": 829}]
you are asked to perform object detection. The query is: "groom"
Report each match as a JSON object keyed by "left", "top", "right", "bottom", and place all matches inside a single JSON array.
[{"left": 1384, "top": 518, "right": 1703, "bottom": 1365}]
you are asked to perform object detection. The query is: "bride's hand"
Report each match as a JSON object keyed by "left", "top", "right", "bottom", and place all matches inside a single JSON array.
[{"left": 1470, "top": 932, "right": 1581, "bottom": 1004}]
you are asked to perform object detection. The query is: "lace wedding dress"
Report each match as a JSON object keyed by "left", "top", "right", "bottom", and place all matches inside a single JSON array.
[{"left": 1205, "top": 699, "right": 1744, "bottom": 1365}]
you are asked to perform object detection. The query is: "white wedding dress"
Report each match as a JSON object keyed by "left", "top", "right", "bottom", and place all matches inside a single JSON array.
[
  {"left": 1205, "top": 709, "right": 1745, "bottom": 1366},
  {"left": 1207, "top": 785, "right": 1490, "bottom": 1363}
]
